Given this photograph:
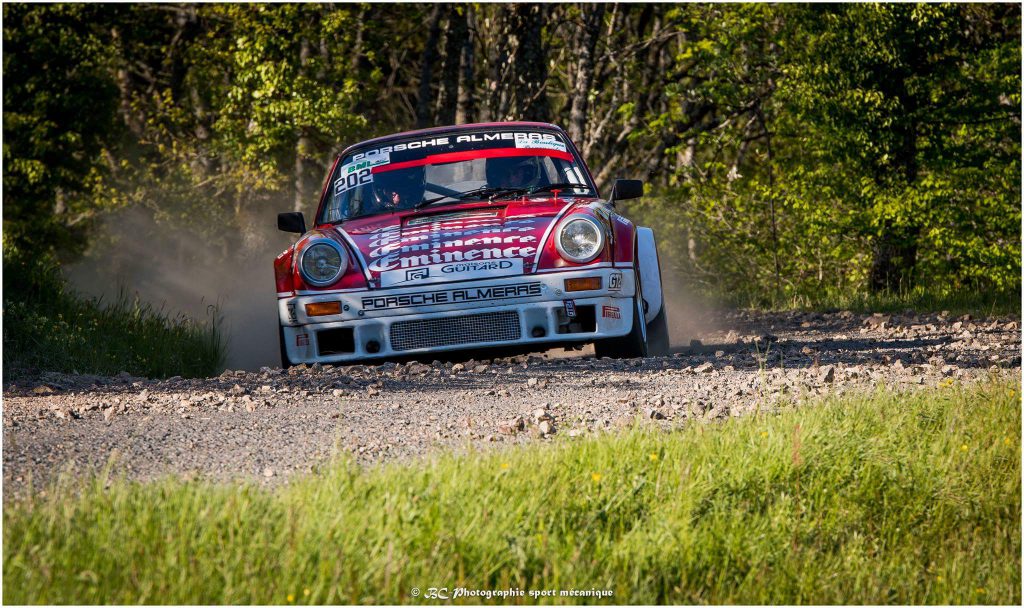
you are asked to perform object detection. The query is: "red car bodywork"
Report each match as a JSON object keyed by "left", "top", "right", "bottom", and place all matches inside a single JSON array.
[
  {"left": 275, "top": 122, "right": 635, "bottom": 297},
  {"left": 274, "top": 121, "right": 665, "bottom": 365}
]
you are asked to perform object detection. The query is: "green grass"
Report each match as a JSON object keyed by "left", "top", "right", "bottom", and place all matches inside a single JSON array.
[
  {"left": 777, "top": 287, "right": 1019, "bottom": 318},
  {"left": 708, "top": 284, "right": 1021, "bottom": 318},
  {"left": 4, "top": 379, "right": 1020, "bottom": 604},
  {"left": 2, "top": 250, "right": 224, "bottom": 379}
]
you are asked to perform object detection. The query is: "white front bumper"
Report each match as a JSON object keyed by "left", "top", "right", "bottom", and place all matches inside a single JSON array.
[{"left": 279, "top": 267, "right": 635, "bottom": 364}]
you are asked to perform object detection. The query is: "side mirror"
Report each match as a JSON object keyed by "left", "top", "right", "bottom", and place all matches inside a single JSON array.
[
  {"left": 277, "top": 212, "right": 306, "bottom": 234},
  {"left": 610, "top": 179, "right": 644, "bottom": 202}
]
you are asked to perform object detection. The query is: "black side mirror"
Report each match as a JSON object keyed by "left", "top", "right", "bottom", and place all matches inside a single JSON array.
[
  {"left": 610, "top": 179, "right": 644, "bottom": 203},
  {"left": 277, "top": 212, "right": 306, "bottom": 234}
]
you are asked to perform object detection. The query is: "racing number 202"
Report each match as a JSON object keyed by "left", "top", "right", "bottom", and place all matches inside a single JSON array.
[{"left": 335, "top": 167, "right": 373, "bottom": 196}]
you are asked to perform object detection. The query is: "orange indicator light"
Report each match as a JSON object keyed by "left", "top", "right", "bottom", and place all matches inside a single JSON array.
[{"left": 305, "top": 301, "right": 342, "bottom": 316}]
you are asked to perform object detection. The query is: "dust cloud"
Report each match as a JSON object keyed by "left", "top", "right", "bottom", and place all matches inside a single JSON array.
[
  {"left": 661, "top": 282, "right": 717, "bottom": 349},
  {"left": 67, "top": 206, "right": 294, "bottom": 371},
  {"left": 67, "top": 207, "right": 716, "bottom": 372}
]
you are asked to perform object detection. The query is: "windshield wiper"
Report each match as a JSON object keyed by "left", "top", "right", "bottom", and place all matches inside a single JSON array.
[
  {"left": 414, "top": 186, "right": 526, "bottom": 210},
  {"left": 491, "top": 182, "right": 593, "bottom": 201}
]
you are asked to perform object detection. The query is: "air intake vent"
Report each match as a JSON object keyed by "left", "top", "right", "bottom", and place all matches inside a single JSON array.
[
  {"left": 390, "top": 311, "right": 520, "bottom": 351},
  {"left": 404, "top": 210, "right": 500, "bottom": 227}
]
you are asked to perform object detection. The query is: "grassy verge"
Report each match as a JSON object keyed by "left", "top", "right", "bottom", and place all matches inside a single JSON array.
[
  {"left": 741, "top": 286, "right": 1021, "bottom": 318},
  {"left": 2, "top": 250, "right": 224, "bottom": 379},
  {"left": 4, "top": 379, "right": 1020, "bottom": 604}
]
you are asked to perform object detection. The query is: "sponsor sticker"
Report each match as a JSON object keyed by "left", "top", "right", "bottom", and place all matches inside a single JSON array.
[
  {"left": 286, "top": 302, "right": 298, "bottom": 323},
  {"left": 296, "top": 333, "right": 310, "bottom": 347},
  {"left": 564, "top": 299, "right": 577, "bottom": 318},
  {"left": 602, "top": 305, "right": 621, "bottom": 319},
  {"left": 361, "top": 282, "right": 542, "bottom": 311},
  {"left": 608, "top": 271, "right": 623, "bottom": 291},
  {"left": 353, "top": 139, "right": 450, "bottom": 161},
  {"left": 379, "top": 258, "right": 524, "bottom": 287},
  {"left": 515, "top": 138, "right": 568, "bottom": 153},
  {"left": 334, "top": 153, "right": 390, "bottom": 196}
]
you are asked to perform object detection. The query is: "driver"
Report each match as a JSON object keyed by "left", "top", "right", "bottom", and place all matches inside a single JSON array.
[
  {"left": 370, "top": 167, "right": 425, "bottom": 212},
  {"left": 485, "top": 155, "right": 545, "bottom": 190}
]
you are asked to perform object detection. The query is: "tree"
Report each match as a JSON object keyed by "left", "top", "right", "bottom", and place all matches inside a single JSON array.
[
  {"left": 779, "top": 3, "right": 1022, "bottom": 292},
  {"left": 2, "top": 4, "right": 120, "bottom": 259}
]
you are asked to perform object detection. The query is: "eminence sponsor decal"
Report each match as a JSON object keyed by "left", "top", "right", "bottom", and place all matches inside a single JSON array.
[{"left": 361, "top": 282, "right": 542, "bottom": 311}]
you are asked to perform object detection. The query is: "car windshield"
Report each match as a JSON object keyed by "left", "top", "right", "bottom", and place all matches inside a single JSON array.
[{"left": 320, "top": 129, "right": 596, "bottom": 222}]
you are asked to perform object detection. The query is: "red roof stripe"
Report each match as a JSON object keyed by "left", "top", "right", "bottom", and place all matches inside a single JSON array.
[{"left": 371, "top": 148, "right": 574, "bottom": 174}]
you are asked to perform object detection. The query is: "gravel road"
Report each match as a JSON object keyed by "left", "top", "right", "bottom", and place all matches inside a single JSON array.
[{"left": 4, "top": 310, "right": 1019, "bottom": 498}]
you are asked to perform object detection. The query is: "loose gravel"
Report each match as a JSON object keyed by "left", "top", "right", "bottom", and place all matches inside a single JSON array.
[{"left": 3, "top": 310, "right": 1019, "bottom": 498}]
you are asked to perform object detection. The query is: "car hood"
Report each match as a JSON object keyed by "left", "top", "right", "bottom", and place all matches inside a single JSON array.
[{"left": 330, "top": 199, "right": 586, "bottom": 289}]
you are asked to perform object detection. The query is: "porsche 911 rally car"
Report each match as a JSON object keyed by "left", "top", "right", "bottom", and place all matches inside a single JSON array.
[{"left": 275, "top": 122, "right": 669, "bottom": 366}]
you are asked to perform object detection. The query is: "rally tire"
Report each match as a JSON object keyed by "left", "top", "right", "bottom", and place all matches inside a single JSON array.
[
  {"left": 278, "top": 325, "right": 293, "bottom": 369},
  {"left": 646, "top": 300, "right": 671, "bottom": 357}
]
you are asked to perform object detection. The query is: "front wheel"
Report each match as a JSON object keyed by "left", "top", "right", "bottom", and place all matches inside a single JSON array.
[
  {"left": 646, "top": 298, "right": 670, "bottom": 357},
  {"left": 593, "top": 291, "right": 648, "bottom": 359},
  {"left": 278, "top": 325, "right": 293, "bottom": 369}
]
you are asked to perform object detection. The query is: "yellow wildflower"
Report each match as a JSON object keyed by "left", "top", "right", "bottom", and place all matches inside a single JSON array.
[
  {"left": 287, "top": 594, "right": 295, "bottom": 603},
  {"left": 592, "top": 472, "right": 602, "bottom": 483},
  {"left": 501, "top": 462, "right": 510, "bottom": 470},
  {"left": 960, "top": 444, "right": 969, "bottom": 452},
  {"left": 649, "top": 453, "right": 659, "bottom": 462}
]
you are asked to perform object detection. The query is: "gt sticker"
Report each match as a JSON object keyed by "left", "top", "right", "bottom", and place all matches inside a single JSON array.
[
  {"left": 564, "top": 299, "right": 577, "bottom": 318},
  {"left": 608, "top": 271, "right": 623, "bottom": 291},
  {"left": 335, "top": 153, "right": 390, "bottom": 196},
  {"left": 296, "top": 333, "right": 309, "bottom": 346},
  {"left": 602, "top": 305, "right": 621, "bottom": 319}
]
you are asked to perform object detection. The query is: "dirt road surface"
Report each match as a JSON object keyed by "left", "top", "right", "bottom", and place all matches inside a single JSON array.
[{"left": 4, "top": 310, "right": 1019, "bottom": 498}]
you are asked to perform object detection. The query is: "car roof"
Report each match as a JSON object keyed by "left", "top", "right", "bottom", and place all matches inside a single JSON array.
[{"left": 339, "top": 121, "right": 568, "bottom": 157}]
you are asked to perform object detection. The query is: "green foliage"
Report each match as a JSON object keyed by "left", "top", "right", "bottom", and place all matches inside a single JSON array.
[
  {"left": 1, "top": 3, "right": 1019, "bottom": 311},
  {"left": 633, "top": 3, "right": 1020, "bottom": 301},
  {"left": 2, "top": 3, "right": 120, "bottom": 257},
  {"left": 4, "top": 380, "right": 1020, "bottom": 603},
  {"left": 2, "top": 247, "right": 224, "bottom": 379}
]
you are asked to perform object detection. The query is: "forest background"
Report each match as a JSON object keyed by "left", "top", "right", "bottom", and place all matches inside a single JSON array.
[{"left": 3, "top": 3, "right": 1020, "bottom": 373}]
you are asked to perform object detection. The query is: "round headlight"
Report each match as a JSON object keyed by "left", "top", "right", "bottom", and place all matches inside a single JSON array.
[
  {"left": 299, "top": 240, "right": 348, "bottom": 286},
  {"left": 555, "top": 216, "right": 605, "bottom": 263}
]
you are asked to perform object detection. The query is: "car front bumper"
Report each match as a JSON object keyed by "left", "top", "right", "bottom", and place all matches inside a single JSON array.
[{"left": 278, "top": 267, "right": 636, "bottom": 364}]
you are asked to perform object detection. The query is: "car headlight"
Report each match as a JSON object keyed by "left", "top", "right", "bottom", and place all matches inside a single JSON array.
[
  {"left": 555, "top": 216, "right": 605, "bottom": 263},
  {"left": 299, "top": 240, "right": 348, "bottom": 286}
]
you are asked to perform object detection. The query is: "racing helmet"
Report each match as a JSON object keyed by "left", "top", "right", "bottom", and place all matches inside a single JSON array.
[
  {"left": 485, "top": 155, "right": 544, "bottom": 190},
  {"left": 372, "top": 166, "right": 425, "bottom": 209}
]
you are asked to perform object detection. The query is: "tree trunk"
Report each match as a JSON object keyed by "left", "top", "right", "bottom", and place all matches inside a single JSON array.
[
  {"left": 456, "top": 5, "right": 476, "bottom": 124},
  {"left": 485, "top": 5, "right": 513, "bottom": 121},
  {"left": 568, "top": 4, "right": 605, "bottom": 144},
  {"left": 869, "top": 80, "right": 920, "bottom": 292},
  {"left": 435, "top": 5, "right": 466, "bottom": 126},
  {"left": 508, "top": 3, "right": 550, "bottom": 121},
  {"left": 295, "top": 37, "right": 313, "bottom": 213},
  {"left": 869, "top": 225, "right": 920, "bottom": 292},
  {"left": 415, "top": 5, "right": 444, "bottom": 128}
]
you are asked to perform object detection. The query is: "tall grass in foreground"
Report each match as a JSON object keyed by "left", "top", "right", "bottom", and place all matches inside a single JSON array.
[
  {"left": 4, "top": 380, "right": 1020, "bottom": 604},
  {"left": 2, "top": 250, "right": 224, "bottom": 379}
]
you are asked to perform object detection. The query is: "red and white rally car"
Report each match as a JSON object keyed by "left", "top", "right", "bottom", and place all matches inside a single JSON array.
[{"left": 274, "top": 122, "right": 669, "bottom": 366}]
